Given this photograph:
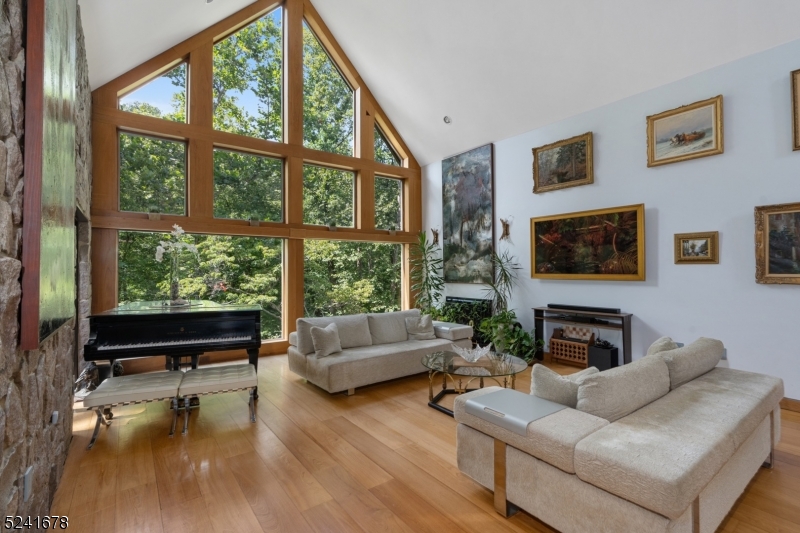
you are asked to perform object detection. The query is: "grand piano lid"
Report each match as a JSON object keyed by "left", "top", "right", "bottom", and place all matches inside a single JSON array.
[{"left": 92, "top": 300, "right": 262, "bottom": 316}]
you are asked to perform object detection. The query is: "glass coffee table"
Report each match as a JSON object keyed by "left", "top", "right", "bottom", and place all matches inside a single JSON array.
[{"left": 421, "top": 351, "right": 528, "bottom": 417}]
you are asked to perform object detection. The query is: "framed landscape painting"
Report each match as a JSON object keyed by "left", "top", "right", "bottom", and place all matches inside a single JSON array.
[
  {"left": 530, "top": 204, "right": 645, "bottom": 281},
  {"left": 674, "top": 231, "right": 719, "bottom": 264},
  {"left": 755, "top": 202, "right": 800, "bottom": 284},
  {"left": 442, "top": 144, "right": 494, "bottom": 284},
  {"left": 647, "top": 95, "right": 723, "bottom": 167},
  {"left": 792, "top": 69, "right": 800, "bottom": 151},
  {"left": 532, "top": 132, "right": 593, "bottom": 194}
]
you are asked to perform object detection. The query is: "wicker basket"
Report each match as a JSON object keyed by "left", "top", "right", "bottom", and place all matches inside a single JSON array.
[{"left": 549, "top": 326, "right": 595, "bottom": 368}]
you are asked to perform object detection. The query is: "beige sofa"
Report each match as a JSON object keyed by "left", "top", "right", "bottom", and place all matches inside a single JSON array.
[
  {"left": 288, "top": 309, "right": 473, "bottom": 394},
  {"left": 454, "top": 338, "right": 783, "bottom": 533}
]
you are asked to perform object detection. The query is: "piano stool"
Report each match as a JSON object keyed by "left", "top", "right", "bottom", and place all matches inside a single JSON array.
[
  {"left": 179, "top": 364, "right": 259, "bottom": 435},
  {"left": 83, "top": 371, "right": 185, "bottom": 450}
]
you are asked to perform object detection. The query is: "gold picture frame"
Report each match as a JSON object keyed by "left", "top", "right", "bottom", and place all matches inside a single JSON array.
[
  {"left": 647, "top": 95, "right": 724, "bottom": 167},
  {"left": 755, "top": 202, "right": 800, "bottom": 285},
  {"left": 532, "top": 132, "right": 593, "bottom": 194},
  {"left": 792, "top": 69, "right": 800, "bottom": 151},
  {"left": 530, "top": 203, "right": 645, "bottom": 281},
  {"left": 674, "top": 232, "right": 718, "bottom": 264}
]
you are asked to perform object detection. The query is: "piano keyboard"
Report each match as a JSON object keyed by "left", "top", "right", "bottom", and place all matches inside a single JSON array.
[{"left": 97, "top": 335, "right": 252, "bottom": 351}]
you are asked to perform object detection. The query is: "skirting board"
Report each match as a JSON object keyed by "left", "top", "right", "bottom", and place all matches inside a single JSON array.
[{"left": 780, "top": 397, "right": 800, "bottom": 413}]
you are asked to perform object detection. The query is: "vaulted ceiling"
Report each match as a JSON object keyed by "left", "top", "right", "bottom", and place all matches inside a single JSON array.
[{"left": 80, "top": 0, "right": 800, "bottom": 165}]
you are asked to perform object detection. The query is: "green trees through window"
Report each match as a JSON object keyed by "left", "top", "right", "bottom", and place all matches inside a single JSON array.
[
  {"left": 303, "top": 165, "right": 354, "bottom": 227},
  {"left": 213, "top": 9, "right": 282, "bottom": 140},
  {"left": 303, "top": 22, "right": 353, "bottom": 156},
  {"left": 214, "top": 149, "right": 283, "bottom": 221},
  {"left": 119, "top": 231, "right": 283, "bottom": 339},
  {"left": 375, "top": 125, "right": 401, "bottom": 166},
  {"left": 119, "top": 133, "right": 186, "bottom": 215},
  {"left": 304, "top": 241, "right": 401, "bottom": 317},
  {"left": 375, "top": 177, "right": 401, "bottom": 230},
  {"left": 120, "top": 63, "right": 186, "bottom": 122}
]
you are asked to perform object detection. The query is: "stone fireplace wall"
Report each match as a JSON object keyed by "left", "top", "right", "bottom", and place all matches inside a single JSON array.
[{"left": 0, "top": 1, "right": 92, "bottom": 517}]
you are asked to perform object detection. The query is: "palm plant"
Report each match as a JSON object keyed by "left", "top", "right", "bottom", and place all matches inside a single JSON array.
[
  {"left": 409, "top": 231, "right": 444, "bottom": 314},
  {"left": 483, "top": 250, "right": 521, "bottom": 314}
]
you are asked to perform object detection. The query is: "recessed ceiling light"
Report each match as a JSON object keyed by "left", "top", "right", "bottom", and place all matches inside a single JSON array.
[{"left": 443, "top": 116, "right": 451, "bottom": 124}]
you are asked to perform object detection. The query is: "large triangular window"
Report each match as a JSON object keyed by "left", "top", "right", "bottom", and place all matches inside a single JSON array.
[{"left": 119, "top": 63, "right": 186, "bottom": 122}]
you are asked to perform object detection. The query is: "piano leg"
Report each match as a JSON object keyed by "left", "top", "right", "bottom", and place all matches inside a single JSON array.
[
  {"left": 183, "top": 397, "right": 191, "bottom": 435},
  {"left": 247, "top": 348, "right": 260, "bottom": 399},
  {"left": 87, "top": 407, "right": 111, "bottom": 450}
]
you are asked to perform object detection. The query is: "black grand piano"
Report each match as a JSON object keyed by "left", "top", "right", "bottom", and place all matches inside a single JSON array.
[{"left": 84, "top": 300, "right": 262, "bottom": 386}]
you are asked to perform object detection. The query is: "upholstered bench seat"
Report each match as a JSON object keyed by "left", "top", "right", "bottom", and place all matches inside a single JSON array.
[
  {"left": 179, "top": 363, "right": 258, "bottom": 434},
  {"left": 83, "top": 371, "right": 184, "bottom": 449}
]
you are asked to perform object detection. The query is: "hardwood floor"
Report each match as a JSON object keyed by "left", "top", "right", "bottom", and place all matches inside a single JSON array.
[{"left": 54, "top": 357, "right": 800, "bottom": 533}]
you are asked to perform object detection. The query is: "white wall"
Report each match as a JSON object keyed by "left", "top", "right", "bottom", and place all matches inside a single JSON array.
[{"left": 423, "top": 38, "right": 800, "bottom": 399}]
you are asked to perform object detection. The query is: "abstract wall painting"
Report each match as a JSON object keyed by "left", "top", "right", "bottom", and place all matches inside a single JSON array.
[
  {"left": 674, "top": 231, "right": 719, "bottom": 264},
  {"left": 530, "top": 204, "right": 645, "bottom": 281},
  {"left": 532, "top": 132, "right": 593, "bottom": 193},
  {"left": 755, "top": 202, "right": 800, "bottom": 285},
  {"left": 442, "top": 144, "right": 494, "bottom": 284},
  {"left": 792, "top": 69, "right": 800, "bottom": 151},
  {"left": 647, "top": 95, "right": 723, "bottom": 167},
  {"left": 21, "top": 0, "right": 78, "bottom": 349}
]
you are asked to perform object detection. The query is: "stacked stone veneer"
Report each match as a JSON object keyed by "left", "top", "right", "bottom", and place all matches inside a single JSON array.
[{"left": 0, "top": 1, "right": 92, "bottom": 518}]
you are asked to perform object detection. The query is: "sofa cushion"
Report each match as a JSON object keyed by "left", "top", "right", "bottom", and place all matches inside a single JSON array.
[
  {"left": 406, "top": 314, "right": 436, "bottom": 340},
  {"left": 573, "top": 366, "right": 783, "bottom": 520},
  {"left": 656, "top": 337, "right": 722, "bottom": 390},
  {"left": 310, "top": 323, "right": 342, "bottom": 358},
  {"left": 454, "top": 387, "right": 608, "bottom": 474},
  {"left": 296, "top": 314, "right": 372, "bottom": 354},
  {"left": 530, "top": 365, "right": 599, "bottom": 408},
  {"left": 305, "top": 337, "right": 468, "bottom": 393},
  {"left": 646, "top": 336, "right": 678, "bottom": 356},
  {"left": 576, "top": 356, "right": 670, "bottom": 422},
  {"left": 432, "top": 321, "right": 473, "bottom": 341},
  {"left": 367, "top": 309, "right": 420, "bottom": 345},
  {"left": 289, "top": 331, "right": 298, "bottom": 346}
]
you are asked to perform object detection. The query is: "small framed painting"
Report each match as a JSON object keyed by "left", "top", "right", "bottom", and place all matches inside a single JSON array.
[
  {"left": 792, "top": 69, "right": 800, "bottom": 151},
  {"left": 674, "top": 232, "right": 719, "bottom": 264},
  {"left": 755, "top": 202, "right": 800, "bottom": 285},
  {"left": 647, "top": 95, "right": 723, "bottom": 167},
  {"left": 532, "top": 132, "right": 593, "bottom": 194}
]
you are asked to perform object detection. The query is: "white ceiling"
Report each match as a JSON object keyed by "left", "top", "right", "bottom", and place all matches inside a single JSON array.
[{"left": 81, "top": 0, "right": 800, "bottom": 166}]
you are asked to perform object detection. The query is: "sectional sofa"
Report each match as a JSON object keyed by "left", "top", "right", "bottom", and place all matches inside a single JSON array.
[
  {"left": 288, "top": 309, "right": 473, "bottom": 394},
  {"left": 454, "top": 338, "right": 783, "bottom": 533}
]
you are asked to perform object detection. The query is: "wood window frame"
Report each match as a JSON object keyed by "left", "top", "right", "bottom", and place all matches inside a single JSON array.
[{"left": 91, "top": 0, "right": 421, "bottom": 357}]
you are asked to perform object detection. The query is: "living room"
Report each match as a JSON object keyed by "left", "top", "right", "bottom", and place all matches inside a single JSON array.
[{"left": 1, "top": 0, "right": 799, "bottom": 532}]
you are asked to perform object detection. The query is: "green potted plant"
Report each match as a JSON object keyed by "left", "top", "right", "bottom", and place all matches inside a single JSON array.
[{"left": 409, "top": 231, "right": 444, "bottom": 315}]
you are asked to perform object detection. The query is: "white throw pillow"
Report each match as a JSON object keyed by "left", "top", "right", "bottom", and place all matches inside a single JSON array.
[
  {"left": 646, "top": 336, "right": 679, "bottom": 356},
  {"left": 530, "top": 364, "right": 599, "bottom": 408},
  {"left": 405, "top": 314, "right": 436, "bottom": 340},
  {"left": 656, "top": 337, "right": 723, "bottom": 389},
  {"left": 310, "top": 323, "right": 342, "bottom": 358}
]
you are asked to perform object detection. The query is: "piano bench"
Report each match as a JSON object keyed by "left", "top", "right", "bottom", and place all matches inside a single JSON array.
[
  {"left": 178, "top": 363, "right": 259, "bottom": 435},
  {"left": 83, "top": 371, "right": 184, "bottom": 450}
]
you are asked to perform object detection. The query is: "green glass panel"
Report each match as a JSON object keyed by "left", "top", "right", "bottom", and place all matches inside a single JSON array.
[
  {"left": 304, "top": 240, "right": 401, "bottom": 316},
  {"left": 118, "top": 231, "right": 283, "bottom": 339},
  {"left": 375, "top": 176, "right": 402, "bottom": 230},
  {"left": 119, "top": 133, "right": 186, "bottom": 215},
  {"left": 374, "top": 126, "right": 401, "bottom": 166},
  {"left": 120, "top": 63, "right": 186, "bottom": 122},
  {"left": 214, "top": 149, "right": 283, "bottom": 222},
  {"left": 303, "top": 165, "right": 354, "bottom": 227},
  {"left": 303, "top": 22, "right": 354, "bottom": 156},
  {"left": 213, "top": 8, "right": 283, "bottom": 141}
]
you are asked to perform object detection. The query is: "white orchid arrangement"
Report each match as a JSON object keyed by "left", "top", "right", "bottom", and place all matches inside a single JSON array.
[{"left": 155, "top": 225, "right": 198, "bottom": 301}]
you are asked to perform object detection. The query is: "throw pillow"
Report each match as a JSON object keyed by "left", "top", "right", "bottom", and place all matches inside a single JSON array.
[
  {"left": 405, "top": 314, "right": 436, "bottom": 340},
  {"left": 576, "top": 356, "right": 670, "bottom": 422},
  {"left": 310, "top": 323, "right": 342, "bottom": 358},
  {"left": 646, "top": 336, "right": 679, "bottom": 356},
  {"left": 656, "top": 337, "right": 723, "bottom": 389},
  {"left": 530, "top": 365, "right": 599, "bottom": 408}
]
